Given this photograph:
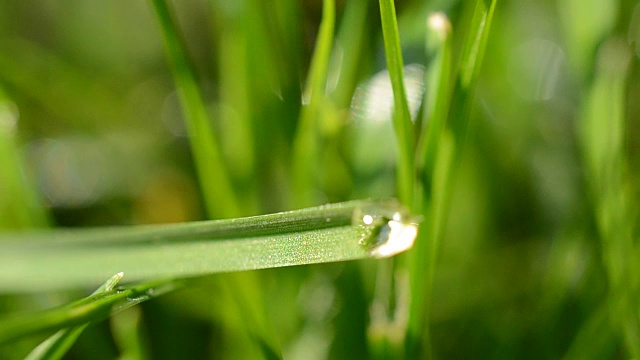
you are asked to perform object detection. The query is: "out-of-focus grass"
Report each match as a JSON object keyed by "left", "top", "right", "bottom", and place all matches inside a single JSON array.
[
  {"left": 1, "top": 0, "right": 640, "bottom": 359},
  {"left": 0, "top": 91, "right": 48, "bottom": 230}
]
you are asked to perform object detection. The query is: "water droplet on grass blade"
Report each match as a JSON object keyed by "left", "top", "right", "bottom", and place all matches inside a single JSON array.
[
  {"left": 354, "top": 204, "right": 418, "bottom": 258},
  {"left": 369, "top": 216, "right": 418, "bottom": 258}
]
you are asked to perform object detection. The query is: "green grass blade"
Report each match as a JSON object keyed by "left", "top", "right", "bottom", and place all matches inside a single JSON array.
[
  {"left": 291, "top": 0, "right": 336, "bottom": 207},
  {"left": 213, "top": 3, "right": 259, "bottom": 215},
  {"left": 458, "top": 0, "right": 497, "bottom": 92},
  {"left": 110, "top": 306, "right": 148, "bottom": 360},
  {"left": 1, "top": 278, "right": 178, "bottom": 345},
  {"left": 149, "top": 0, "right": 240, "bottom": 219},
  {"left": 407, "top": 13, "right": 453, "bottom": 352},
  {"left": 378, "top": 0, "right": 414, "bottom": 206},
  {"left": 330, "top": 0, "right": 370, "bottom": 108},
  {"left": 0, "top": 92, "right": 48, "bottom": 229},
  {"left": 407, "top": 2, "right": 496, "bottom": 356},
  {"left": 24, "top": 273, "right": 124, "bottom": 360},
  {"left": 0, "top": 200, "right": 417, "bottom": 292},
  {"left": 577, "top": 40, "right": 639, "bottom": 358},
  {"left": 415, "top": 13, "right": 453, "bottom": 185},
  {"left": 448, "top": 0, "right": 497, "bottom": 139}
]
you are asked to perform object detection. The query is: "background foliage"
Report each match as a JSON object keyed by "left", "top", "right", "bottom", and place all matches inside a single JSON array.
[{"left": 1, "top": 0, "right": 640, "bottom": 358}]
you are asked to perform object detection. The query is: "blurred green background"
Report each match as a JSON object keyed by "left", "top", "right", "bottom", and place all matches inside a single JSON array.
[{"left": 1, "top": 0, "right": 640, "bottom": 358}]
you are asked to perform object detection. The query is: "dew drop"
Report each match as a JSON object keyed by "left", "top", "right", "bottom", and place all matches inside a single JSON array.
[
  {"left": 369, "top": 218, "right": 418, "bottom": 258},
  {"left": 352, "top": 202, "right": 418, "bottom": 257}
]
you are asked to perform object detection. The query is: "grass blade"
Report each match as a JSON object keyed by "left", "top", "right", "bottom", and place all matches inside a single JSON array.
[
  {"left": 291, "top": 0, "right": 336, "bottom": 207},
  {"left": 330, "top": 0, "right": 371, "bottom": 108},
  {"left": 1, "top": 278, "right": 178, "bottom": 345},
  {"left": 378, "top": 0, "right": 414, "bottom": 206},
  {"left": 149, "top": 0, "right": 240, "bottom": 218},
  {"left": 458, "top": 0, "right": 497, "bottom": 92},
  {"left": 0, "top": 200, "right": 417, "bottom": 292},
  {"left": 406, "top": 13, "right": 453, "bottom": 355},
  {"left": 0, "top": 91, "right": 48, "bottom": 229},
  {"left": 577, "top": 39, "right": 639, "bottom": 358},
  {"left": 406, "top": 1, "right": 496, "bottom": 356},
  {"left": 24, "top": 273, "right": 124, "bottom": 360},
  {"left": 415, "top": 13, "right": 453, "bottom": 185},
  {"left": 448, "top": 0, "right": 497, "bottom": 143}
]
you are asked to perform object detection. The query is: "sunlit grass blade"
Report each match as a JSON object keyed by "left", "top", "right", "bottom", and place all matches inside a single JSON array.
[
  {"left": 291, "top": 0, "right": 335, "bottom": 207},
  {"left": 378, "top": 0, "right": 414, "bottom": 206},
  {"left": 577, "top": 39, "right": 639, "bottom": 358},
  {"left": 0, "top": 92, "right": 48, "bottom": 229},
  {"left": 0, "top": 278, "right": 178, "bottom": 345},
  {"left": 149, "top": 0, "right": 240, "bottom": 219},
  {"left": 0, "top": 200, "right": 417, "bottom": 292},
  {"left": 23, "top": 273, "right": 124, "bottom": 360}
]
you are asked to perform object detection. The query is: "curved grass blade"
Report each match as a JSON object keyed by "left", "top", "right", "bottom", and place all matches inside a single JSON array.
[
  {"left": 0, "top": 200, "right": 417, "bottom": 292},
  {"left": 24, "top": 273, "right": 124, "bottom": 360},
  {"left": 0, "top": 278, "right": 178, "bottom": 345}
]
